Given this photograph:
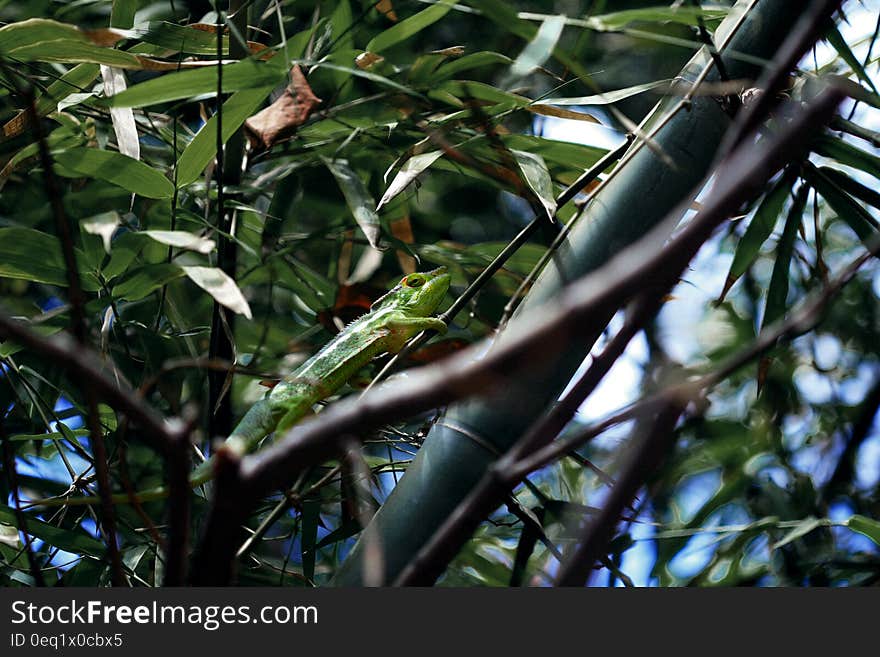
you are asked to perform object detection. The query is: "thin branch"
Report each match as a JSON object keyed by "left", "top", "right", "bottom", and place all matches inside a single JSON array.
[
  {"left": 0, "top": 418, "right": 45, "bottom": 586},
  {"left": 555, "top": 402, "right": 686, "bottom": 586},
  {"left": 0, "top": 313, "right": 176, "bottom": 455}
]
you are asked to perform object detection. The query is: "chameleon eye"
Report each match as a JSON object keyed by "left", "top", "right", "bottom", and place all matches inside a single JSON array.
[{"left": 404, "top": 275, "right": 425, "bottom": 288}]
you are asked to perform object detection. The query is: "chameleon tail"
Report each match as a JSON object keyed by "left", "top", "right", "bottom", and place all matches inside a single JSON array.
[{"left": 226, "top": 397, "right": 279, "bottom": 455}]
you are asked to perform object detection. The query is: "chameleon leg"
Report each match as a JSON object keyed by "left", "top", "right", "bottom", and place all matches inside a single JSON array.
[{"left": 387, "top": 316, "right": 448, "bottom": 335}]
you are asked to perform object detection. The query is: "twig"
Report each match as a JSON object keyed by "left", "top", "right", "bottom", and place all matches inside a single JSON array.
[
  {"left": 554, "top": 402, "right": 686, "bottom": 586},
  {"left": 0, "top": 313, "right": 176, "bottom": 456},
  {"left": 208, "top": 0, "right": 248, "bottom": 439},
  {"left": 0, "top": 418, "right": 45, "bottom": 586}
]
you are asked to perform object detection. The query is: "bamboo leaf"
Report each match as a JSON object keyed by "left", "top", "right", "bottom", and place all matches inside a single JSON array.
[
  {"left": 818, "top": 166, "right": 880, "bottom": 210},
  {"left": 719, "top": 173, "right": 794, "bottom": 301},
  {"left": 807, "top": 165, "right": 879, "bottom": 242},
  {"left": 323, "top": 157, "right": 383, "bottom": 249},
  {"left": 182, "top": 266, "right": 253, "bottom": 319},
  {"left": 0, "top": 504, "right": 106, "bottom": 558},
  {"left": 0, "top": 227, "right": 86, "bottom": 287},
  {"left": 845, "top": 514, "right": 880, "bottom": 546},
  {"left": 366, "top": 0, "right": 457, "bottom": 53},
  {"left": 541, "top": 80, "right": 669, "bottom": 106},
  {"left": 825, "top": 24, "right": 879, "bottom": 93},
  {"left": 762, "top": 184, "right": 808, "bottom": 329},
  {"left": 112, "top": 263, "right": 185, "bottom": 300},
  {"left": 0, "top": 18, "right": 138, "bottom": 68},
  {"left": 584, "top": 6, "right": 728, "bottom": 30},
  {"left": 105, "top": 57, "right": 288, "bottom": 108},
  {"left": 510, "top": 15, "right": 566, "bottom": 77},
  {"left": 434, "top": 51, "right": 512, "bottom": 80},
  {"left": 512, "top": 149, "right": 556, "bottom": 220},
  {"left": 142, "top": 230, "right": 216, "bottom": 254},
  {"left": 176, "top": 85, "right": 276, "bottom": 187},
  {"left": 812, "top": 134, "right": 880, "bottom": 180},
  {"left": 771, "top": 516, "right": 823, "bottom": 550},
  {"left": 377, "top": 151, "right": 444, "bottom": 211},
  {"left": 81, "top": 211, "right": 121, "bottom": 253},
  {"left": 53, "top": 147, "right": 173, "bottom": 199}
]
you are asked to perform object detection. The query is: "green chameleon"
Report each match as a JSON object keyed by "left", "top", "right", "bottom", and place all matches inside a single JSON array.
[{"left": 52, "top": 267, "right": 451, "bottom": 506}]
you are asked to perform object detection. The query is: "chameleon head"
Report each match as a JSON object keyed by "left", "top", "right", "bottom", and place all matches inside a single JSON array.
[{"left": 373, "top": 266, "right": 451, "bottom": 315}]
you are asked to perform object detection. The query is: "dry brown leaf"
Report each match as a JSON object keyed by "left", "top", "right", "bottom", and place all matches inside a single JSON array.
[
  {"left": 389, "top": 215, "right": 417, "bottom": 274},
  {"left": 244, "top": 66, "right": 321, "bottom": 150},
  {"left": 375, "top": 0, "right": 398, "bottom": 22},
  {"left": 529, "top": 104, "right": 602, "bottom": 123}
]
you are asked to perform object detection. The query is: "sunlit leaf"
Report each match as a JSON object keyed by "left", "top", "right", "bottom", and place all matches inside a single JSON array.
[
  {"left": 510, "top": 15, "right": 566, "bottom": 77},
  {"left": 182, "top": 266, "right": 253, "bottom": 319},
  {"left": 81, "top": 211, "right": 121, "bottom": 253},
  {"left": 541, "top": 80, "right": 669, "bottom": 106},
  {"left": 378, "top": 151, "right": 444, "bottom": 210},
  {"left": 323, "top": 157, "right": 383, "bottom": 249},
  {"left": 512, "top": 149, "right": 556, "bottom": 220},
  {"left": 142, "top": 230, "right": 216, "bottom": 254}
]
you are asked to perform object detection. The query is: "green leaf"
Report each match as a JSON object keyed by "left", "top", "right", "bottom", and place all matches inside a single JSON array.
[
  {"left": 437, "top": 79, "right": 531, "bottom": 107},
  {"left": 812, "top": 134, "right": 880, "bottom": 180},
  {"left": 0, "top": 227, "right": 85, "bottom": 287},
  {"left": 434, "top": 51, "right": 512, "bottom": 80},
  {"left": 54, "top": 147, "right": 173, "bottom": 199},
  {"left": 818, "top": 166, "right": 880, "bottom": 210},
  {"left": 35, "top": 63, "right": 100, "bottom": 119},
  {"left": 845, "top": 514, "right": 880, "bottom": 546},
  {"left": 825, "top": 24, "right": 879, "bottom": 93},
  {"left": 105, "top": 57, "right": 289, "bottom": 108},
  {"left": 322, "top": 157, "right": 382, "bottom": 249},
  {"left": 366, "top": 0, "right": 457, "bottom": 53},
  {"left": 142, "top": 230, "right": 216, "bottom": 254},
  {"left": 807, "top": 166, "right": 879, "bottom": 242},
  {"left": 176, "top": 84, "right": 277, "bottom": 187},
  {"left": 0, "top": 19, "right": 140, "bottom": 68},
  {"left": 110, "top": 0, "right": 137, "bottom": 28},
  {"left": 762, "top": 184, "right": 807, "bottom": 329},
  {"left": 541, "top": 80, "right": 669, "bottom": 106},
  {"left": 182, "top": 266, "right": 253, "bottom": 319},
  {"left": 584, "top": 6, "right": 728, "bottom": 31},
  {"left": 719, "top": 173, "right": 794, "bottom": 301},
  {"left": 112, "top": 263, "right": 185, "bottom": 300},
  {"left": 0, "top": 504, "right": 106, "bottom": 558},
  {"left": 129, "top": 21, "right": 232, "bottom": 55},
  {"left": 512, "top": 149, "right": 556, "bottom": 220},
  {"left": 771, "top": 516, "right": 823, "bottom": 550},
  {"left": 378, "top": 150, "right": 444, "bottom": 211},
  {"left": 510, "top": 14, "right": 565, "bottom": 77},
  {"left": 8, "top": 429, "right": 90, "bottom": 442}
]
